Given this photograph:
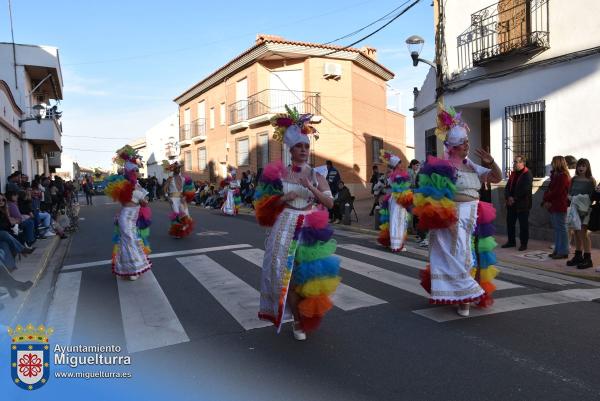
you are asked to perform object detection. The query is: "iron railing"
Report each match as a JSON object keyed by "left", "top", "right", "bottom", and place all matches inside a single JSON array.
[
  {"left": 228, "top": 90, "right": 321, "bottom": 125},
  {"left": 457, "top": 0, "right": 549, "bottom": 70},
  {"left": 504, "top": 100, "right": 546, "bottom": 178},
  {"left": 191, "top": 118, "right": 206, "bottom": 138},
  {"left": 179, "top": 124, "right": 192, "bottom": 142}
]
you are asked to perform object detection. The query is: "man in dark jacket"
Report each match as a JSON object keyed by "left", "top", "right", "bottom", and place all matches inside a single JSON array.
[
  {"left": 332, "top": 181, "right": 352, "bottom": 224},
  {"left": 503, "top": 155, "right": 533, "bottom": 251},
  {"left": 326, "top": 160, "right": 341, "bottom": 196}
]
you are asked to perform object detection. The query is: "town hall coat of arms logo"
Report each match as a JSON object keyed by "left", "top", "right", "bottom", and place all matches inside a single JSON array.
[{"left": 8, "top": 324, "right": 54, "bottom": 390}]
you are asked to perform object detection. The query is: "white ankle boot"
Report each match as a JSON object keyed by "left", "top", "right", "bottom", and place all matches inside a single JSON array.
[
  {"left": 457, "top": 303, "right": 470, "bottom": 317},
  {"left": 292, "top": 322, "right": 306, "bottom": 341}
]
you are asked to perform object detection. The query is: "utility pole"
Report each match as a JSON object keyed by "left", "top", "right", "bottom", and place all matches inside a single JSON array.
[{"left": 8, "top": 0, "right": 18, "bottom": 89}]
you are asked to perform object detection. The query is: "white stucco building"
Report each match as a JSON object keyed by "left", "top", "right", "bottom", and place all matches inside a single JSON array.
[
  {"left": 413, "top": 0, "right": 600, "bottom": 242},
  {"left": 0, "top": 42, "right": 63, "bottom": 188},
  {"left": 144, "top": 114, "right": 179, "bottom": 182}
]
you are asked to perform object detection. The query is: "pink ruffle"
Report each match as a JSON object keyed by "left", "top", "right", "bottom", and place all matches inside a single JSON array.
[
  {"left": 477, "top": 201, "right": 496, "bottom": 224},
  {"left": 304, "top": 209, "right": 329, "bottom": 229}
]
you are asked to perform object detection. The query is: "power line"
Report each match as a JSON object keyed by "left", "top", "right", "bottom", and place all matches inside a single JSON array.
[
  {"left": 63, "top": 147, "right": 116, "bottom": 153},
  {"left": 323, "top": 0, "right": 414, "bottom": 45},
  {"left": 63, "top": 134, "right": 137, "bottom": 140},
  {"left": 321, "top": 0, "right": 422, "bottom": 57}
]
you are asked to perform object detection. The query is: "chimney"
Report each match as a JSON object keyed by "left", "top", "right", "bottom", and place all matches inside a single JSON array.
[
  {"left": 360, "top": 46, "right": 377, "bottom": 61},
  {"left": 256, "top": 34, "right": 285, "bottom": 45}
]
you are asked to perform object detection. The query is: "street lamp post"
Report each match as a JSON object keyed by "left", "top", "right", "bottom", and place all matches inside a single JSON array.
[{"left": 405, "top": 35, "right": 437, "bottom": 70}]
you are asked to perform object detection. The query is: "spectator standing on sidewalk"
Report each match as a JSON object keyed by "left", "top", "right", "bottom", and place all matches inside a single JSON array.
[
  {"left": 567, "top": 158, "right": 596, "bottom": 269},
  {"left": 502, "top": 155, "right": 533, "bottom": 251},
  {"left": 326, "top": 160, "right": 341, "bottom": 221},
  {"left": 83, "top": 175, "right": 94, "bottom": 206},
  {"left": 369, "top": 165, "right": 380, "bottom": 216},
  {"left": 542, "top": 156, "right": 571, "bottom": 259}
]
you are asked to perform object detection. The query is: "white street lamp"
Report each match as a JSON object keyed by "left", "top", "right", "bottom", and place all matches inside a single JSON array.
[{"left": 19, "top": 103, "right": 47, "bottom": 127}]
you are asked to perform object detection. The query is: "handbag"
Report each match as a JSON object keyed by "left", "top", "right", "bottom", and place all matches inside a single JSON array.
[
  {"left": 566, "top": 206, "right": 581, "bottom": 230},
  {"left": 588, "top": 202, "right": 600, "bottom": 232}
]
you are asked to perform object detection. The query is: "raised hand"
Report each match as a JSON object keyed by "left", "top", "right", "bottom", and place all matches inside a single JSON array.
[{"left": 474, "top": 148, "right": 494, "bottom": 165}]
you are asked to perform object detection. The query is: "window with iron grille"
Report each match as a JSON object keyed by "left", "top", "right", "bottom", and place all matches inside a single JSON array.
[
  {"left": 504, "top": 101, "right": 545, "bottom": 178},
  {"left": 237, "top": 138, "right": 249, "bottom": 166},
  {"left": 184, "top": 151, "right": 192, "bottom": 171},
  {"left": 371, "top": 137, "right": 383, "bottom": 164},
  {"left": 425, "top": 128, "right": 437, "bottom": 158}
]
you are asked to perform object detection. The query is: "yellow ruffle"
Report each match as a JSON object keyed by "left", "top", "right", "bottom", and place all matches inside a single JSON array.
[
  {"left": 413, "top": 194, "right": 455, "bottom": 209},
  {"left": 295, "top": 277, "right": 341, "bottom": 298},
  {"left": 470, "top": 266, "right": 499, "bottom": 283}
]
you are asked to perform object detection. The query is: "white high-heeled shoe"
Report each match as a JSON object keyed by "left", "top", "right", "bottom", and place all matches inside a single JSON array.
[
  {"left": 457, "top": 304, "right": 470, "bottom": 317},
  {"left": 292, "top": 322, "right": 306, "bottom": 341}
]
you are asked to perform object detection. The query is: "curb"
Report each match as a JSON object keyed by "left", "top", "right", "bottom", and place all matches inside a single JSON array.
[{"left": 9, "top": 235, "right": 61, "bottom": 327}]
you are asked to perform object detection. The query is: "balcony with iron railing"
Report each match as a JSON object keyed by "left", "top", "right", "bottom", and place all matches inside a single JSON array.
[
  {"left": 179, "top": 124, "right": 192, "bottom": 146},
  {"left": 457, "top": 0, "right": 549, "bottom": 70},
  {"left": 191, "top": 118, "right": 207, "bottom": 142},
  {"left": 228, "top": 90, "right": 321, "bottom": 130}
]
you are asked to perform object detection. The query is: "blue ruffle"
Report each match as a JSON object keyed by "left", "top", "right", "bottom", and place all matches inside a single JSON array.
[
  {"left": 414, "top": 186, "right": 455, "bottom": 200},
  {"left": 292, "top": 256, "right": 341, "bottom": 285}
]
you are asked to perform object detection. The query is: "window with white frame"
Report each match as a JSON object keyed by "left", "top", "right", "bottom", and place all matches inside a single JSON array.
[
  {"left": 220, "top": 103, "right": 226, "bottom": 125},
  {"left": 198, "top": 147, "right": 207, "bottom": 170},
  {"left": 257, "top": 133, "right": 269, "bottom": 169},
  {"left": 184, "top": 151, "right": 192, "bottom": 171},
  {"left": 210, "top": 107, "right": 215, "bottom": 129},
  {"left": 237, "top": 138, "right": 249, "bottom": 166}
]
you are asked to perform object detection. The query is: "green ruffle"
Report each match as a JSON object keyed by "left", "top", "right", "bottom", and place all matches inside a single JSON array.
[
  {"left": 476, "top": 236, "right": 497, "bottom": 253},
  {"left": 418, "top": 173, "right": 456, "bottom": 192},
  {"left": 295, "top": 240, "right": 337, "bottom": 263}
]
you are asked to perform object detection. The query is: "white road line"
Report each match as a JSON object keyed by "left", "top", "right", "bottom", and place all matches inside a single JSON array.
[
  {"left": 46, "top": 271, "right": 82, "bottom": 346},
  {"left": 62, "top": 244, "right": 253, "bottom": 270},
  {"left": 413, "top": 288, "right": 600, "bottom": 322},
  {"left": 117, "top": 271, "right": 189, "bottom": 353},
  {"left": 337, "top": 244, "right": 522, "bottom": 291},
  {"left": 232, "top": 248, "right": 387, "bottom": 311},
  {"left": 337, "top": 255, "right": 429, "bottom": 297},
  {"left": 177, "top": 254, "right": 272, "bottom": 331}
]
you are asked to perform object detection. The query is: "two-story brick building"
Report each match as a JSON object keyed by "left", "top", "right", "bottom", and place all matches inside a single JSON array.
[{"left": 174, "top": 34, "right": 406, "bottom": 198}]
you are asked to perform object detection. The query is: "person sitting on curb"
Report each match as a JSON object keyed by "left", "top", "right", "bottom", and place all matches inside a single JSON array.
[{"left": 331, "top": 181, "right": 352, "bottom": 224}]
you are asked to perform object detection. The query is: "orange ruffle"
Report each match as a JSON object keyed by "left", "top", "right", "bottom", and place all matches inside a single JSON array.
[
  {"left": 254, "top": 195, "right": 285, "bottom": 227},
  {"left": 298, "top": 295, "right": 333, "bottom": 318}
]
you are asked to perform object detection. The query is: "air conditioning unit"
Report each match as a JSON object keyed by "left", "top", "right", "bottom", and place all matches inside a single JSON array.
[{"left": 323, "top": 62, "right": 342, "bottom": 79}]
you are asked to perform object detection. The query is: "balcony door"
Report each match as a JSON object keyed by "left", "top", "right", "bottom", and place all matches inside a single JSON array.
[
  {"left": 498, "top": 0, "right": 529, "bottom": 53},
  {"left": 235, "top": 78, "right": 248, "bottom": 121},
  {"left": 183, "top": 108, "right": 191, "bottom": 140},
  {"left": 197, "top": 100, "right": 206, "bottom": 136},
  {"left": 270, "top": 70, "right": 304, "bottom": 113}
]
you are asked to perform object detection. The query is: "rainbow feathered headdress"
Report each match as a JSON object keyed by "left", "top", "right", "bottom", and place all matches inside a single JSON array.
[
  {"left": 270, "top": 105, "right": 319, "bottom": 147},
  {"left": 435, "top": 103, "right": 469, "bottom": 146},
  {"left": 379, "top": 149, "right": 401, "bottom": 168},
  {"left": 113, "top": 145, "right": 142, "bottom": 171},
  {"left": 162, "top": 160, "right": 182, "bottom": 173}
]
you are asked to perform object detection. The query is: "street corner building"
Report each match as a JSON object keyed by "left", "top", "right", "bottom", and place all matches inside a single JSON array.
[
  {"left": 173, "top": 34, "right": 408, "bottom": 199},
  {"left": 0, "top": 42, "right": 64, "bottom": 189},
  {"left": 413, "top": 0, "right": 600, "bottom": 246}
]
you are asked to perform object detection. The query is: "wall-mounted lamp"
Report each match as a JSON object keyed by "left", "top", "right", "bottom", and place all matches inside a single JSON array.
[
  {"left": 18, "top": 104, "right": 46, "bottom": 127},
  {"left": 405, "top": 35, "right": 437, "bottom": 70}
]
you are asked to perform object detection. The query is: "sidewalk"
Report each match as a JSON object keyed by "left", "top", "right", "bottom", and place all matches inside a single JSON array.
[
  {"left": 0, "top": 235, "right": 61, "bottom": 328},
  {"left": 338, "top": 197, "right": 600, "bottom": 281}
]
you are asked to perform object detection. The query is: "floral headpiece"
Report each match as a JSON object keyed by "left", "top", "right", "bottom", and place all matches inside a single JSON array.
[
  {"left": 162, "top": 160, "right": 182, "bottom": 173},
  {"left": 380, "top": 149, "right": 401, "bottom": 168},
  {"left": 435, "top": 103, "right": 469, "bottom": 146},
  {"left": 270, "top": 105, "right": 319, "bottom": 148},
  {"left": 113, "top": 145, "right": 142, "bottom": 171}
]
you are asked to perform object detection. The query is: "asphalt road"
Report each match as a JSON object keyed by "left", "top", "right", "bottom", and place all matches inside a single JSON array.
[{"left": 27, "top": 195, "right": 600, "bottom": 401}]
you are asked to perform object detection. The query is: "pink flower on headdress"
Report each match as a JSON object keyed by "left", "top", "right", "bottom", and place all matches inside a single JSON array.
[
  {"left": 440, "top": 111, "right": 454, "bottom": 127},
  {"left": 276, "top": 117, "right": 294, "bottom": 127}
]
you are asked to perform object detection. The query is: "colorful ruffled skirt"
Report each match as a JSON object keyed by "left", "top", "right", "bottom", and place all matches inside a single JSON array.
[
  {"left": 112, "top": 206, "right": 152, "bottom": 277},
  {"left": 221, "top": 188, "right": 240, "bottom": 216},
  {"left": 420, "top": 200, "right": 498, "bottom": 305},
  {"left": 169, "top": 197, "right": 194, "bottom": 238},
  {"left": 258, "top": 207, "right": 341, "bottom": 332},
  {"left": 378, "top": 194, "right": 409, "bottom": 252}
]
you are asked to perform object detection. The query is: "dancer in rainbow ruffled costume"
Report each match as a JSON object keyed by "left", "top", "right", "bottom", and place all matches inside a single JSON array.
[
  {"left": 221, "top": 169, "right": 241, "bottom": 216},
  {"left": 254, "top": 106, "right": 340, "bottom": 341},
  {"left": 415, "top": 104, "right": 502, "bottom": 316},
  {"left": 162, "top": 161, "right": 195, "bottom": 238},
  {"left": 106, "top": 146, "right": 152, "bottom": 280},
  {"left": 377, "top": 150, "right": 413, "bottom": 252}
]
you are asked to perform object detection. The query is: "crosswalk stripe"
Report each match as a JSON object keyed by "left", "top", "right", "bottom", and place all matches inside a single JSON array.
[
  {"left": 232, "top": 248, "right": 388, "bottom": 311},
  {"left": 62, "top": 244, "right": 253, "bottom": 270},
  {"left": 177, "top": 254, "right": 272, "bottom": 331},
  {"left": 46, "top": 271, "right": 82, "bottom": 346},
  {"left": 117, "top": 271, "right": 190, "bottom": 353},
  {"left": 337, "top": 255, "right": 428, "bottom": 297},
  {"left": 337, "top": 243, "right": 522, "bottom": 291},
  {"left": 413, "top": 288, "right": 600, "bottom": 322}
]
